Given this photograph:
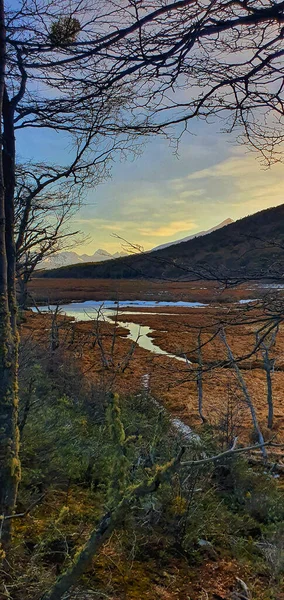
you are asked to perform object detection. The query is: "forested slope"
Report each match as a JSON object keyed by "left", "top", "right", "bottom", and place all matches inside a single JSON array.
[{"left": 38, "top": 204, "right": 284, "bottom": 280}]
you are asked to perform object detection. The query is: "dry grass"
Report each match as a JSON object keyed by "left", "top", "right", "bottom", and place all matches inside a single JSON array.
[
  {"left": 17, "top": 283, "right": 284, "bottom": 600},
  {"left": 28, "top": 277, "right": 261, "bottom": 305},
  {"left": 21, "top": 297, "right": 284, "bottom": 452}
]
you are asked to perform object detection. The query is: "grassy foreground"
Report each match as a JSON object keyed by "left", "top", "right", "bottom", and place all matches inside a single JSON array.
[{"left": 3, "top": 309, "right": 283, "bottom": 600}]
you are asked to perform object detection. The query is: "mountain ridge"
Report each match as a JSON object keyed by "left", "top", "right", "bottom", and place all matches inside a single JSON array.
[
  {"left": 151, "top": 218, "right": 234, "bottom": 251},
  {"left": 39, "top": 248, "right": 127, "bottom": 269},
  {"left": 37, "top": 204, "right": 284, "bottom": 281},
  {"left": 39, "top": 219, "right": 234, "bottom": 269}
]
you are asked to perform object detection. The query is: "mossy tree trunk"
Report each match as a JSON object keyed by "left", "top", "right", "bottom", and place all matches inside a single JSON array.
[
  {"left": 41, "top": 449, "right": 184, "bottom": 600},
  {"left": 0, "top": 0, "right": 20, "bottom": 546}
]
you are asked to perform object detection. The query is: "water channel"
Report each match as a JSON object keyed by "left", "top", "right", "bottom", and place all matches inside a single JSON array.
[
  {"left": 35, "top": 298, "right": 256, "bottom": 442},
  {"left": 36, "top": 299, "right": 207, "bottom": 364}
]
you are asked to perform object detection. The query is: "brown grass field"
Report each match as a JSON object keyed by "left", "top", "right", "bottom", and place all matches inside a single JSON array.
[
  {"left": 25, "top": 277, "right": 284, "bottom": 456},
  {"left": 29, "top": 276, "right": 264, "bottom": 304},
  {"left": 18, "top": 278, "right": 284, "bottom": 599}
]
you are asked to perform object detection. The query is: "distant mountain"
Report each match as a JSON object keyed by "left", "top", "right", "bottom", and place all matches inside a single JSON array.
[
  {"left": 151, "top": 218, "right": 234, "bottom": 251},
  {"left": 39, "top": 219, "right": 234, "bottom": 270},
  {"left": 38, "top": 204, "right": 284, "bottom": 281},
  {"left": 39, "top": 249, "right": 127, "bottom": 269}
]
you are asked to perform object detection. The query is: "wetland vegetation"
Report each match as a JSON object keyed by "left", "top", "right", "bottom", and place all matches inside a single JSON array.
[{"left": 5, "top": 277, "right": 282, "bottom": 599}]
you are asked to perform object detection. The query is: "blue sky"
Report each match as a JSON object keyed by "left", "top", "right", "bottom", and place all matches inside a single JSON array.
[
  {"left": 16, "top": 114, "right": 284, "bottom": 255},
  {"left": 11, "top": 0, "right": 283, "bottom": 255}
]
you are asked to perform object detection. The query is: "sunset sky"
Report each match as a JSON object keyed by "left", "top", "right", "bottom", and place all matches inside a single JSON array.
[{"left": 17, "top": 118, "right": 284, "bottom": 255}]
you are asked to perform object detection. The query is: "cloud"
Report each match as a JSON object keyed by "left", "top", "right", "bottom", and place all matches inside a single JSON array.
[
  {"left": 187, "top": 153, "right": 283, "bottom": 185},
  {"left": 187, "top": 157, "right": 254, "bottom": 180},
  {"left": 100, "top": 223, "right": 125, "bottom": 231},
  {"left": 138, "top": 220, "right": 196, "bottom": 237},
  {"left": 172, "top": 199, "right": 187, "bottom": 205},
  {"left": 74, "top": 218, "right": 128, "bottom": 232},
  {"left": 72, "top": 142, "right": 284, "bottom": 254},
  {"left": 179, "top": 189, "right": 205, "bottom": 199},
  {"left": 167, "top": 151, "right": 283, "bottom": 217}
]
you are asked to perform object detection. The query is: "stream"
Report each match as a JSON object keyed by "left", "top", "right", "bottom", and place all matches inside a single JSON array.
[
  {"left": 34, "top": 300, "right": 208, "bottom": 442},
  {"left": 35, "top": 299, "right": 207, "bottom": 364},
  {"left": 36, "top": 298, "right": 258, "bottom": 444}
]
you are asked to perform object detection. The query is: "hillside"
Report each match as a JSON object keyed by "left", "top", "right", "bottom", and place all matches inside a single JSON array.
[
  {"left": 38, "top": 204, "right": 284, "bottom": 281},
  {"left": 151, "top": 217, "right": 234, "bottom": 251}
]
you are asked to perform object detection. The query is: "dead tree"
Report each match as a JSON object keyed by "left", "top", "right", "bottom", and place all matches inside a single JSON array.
[
  {"left": 197, "top": 329, "right": 206, "bottom": 424},
  {"left": 256, "top": 324, "right": 279, "bottom": 429},
  {"left": 219, "top": 328, "right": 267, "bottom": 460},
  {"left": 16, "top": 188, "right": 83, "bottom": 308}
]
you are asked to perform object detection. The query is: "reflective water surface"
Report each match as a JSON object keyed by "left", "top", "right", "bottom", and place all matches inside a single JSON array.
[{"left": 35, "top": 300, "right": 206, "bottom": 362}]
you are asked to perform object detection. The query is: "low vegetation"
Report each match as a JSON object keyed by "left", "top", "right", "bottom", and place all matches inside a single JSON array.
[{"left": 2, "top": 311, "right": 283, "bottom": 600}]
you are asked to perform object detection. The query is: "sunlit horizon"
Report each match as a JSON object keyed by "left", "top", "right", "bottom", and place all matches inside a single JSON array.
[{"left": 17, "top": 108, "right": 284, "bottom": 257}]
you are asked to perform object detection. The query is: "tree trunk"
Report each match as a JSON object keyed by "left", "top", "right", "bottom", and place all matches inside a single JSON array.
[
  {"left": 0, "top": 0, "right": 20, "bottom": 545},
  {"left": 220, "top": 328, "right": 267, "bottom": 460},
  {"left": 263, "top": 349, "right": 274, "bottom": 430},
  {"left": 256, "top": 327, "right": 278, "bottom": 431},
  {"left": 197, "top": 330, "right": 206, "bottom": 423},
  {"left": 41, "top": 510, "right": 115, "bottom": 600},
  {"left": 3, "top": 88, "right": 17, "bottom": 332},
  {"left": 17, "top": 273, "right": 29, "bottom": 310},
  {"left": 41, "top": 450, "right": 183, "bottom": 600},
  {"left": 19, "top": 377, "right": 34, "bottom": 435}
]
